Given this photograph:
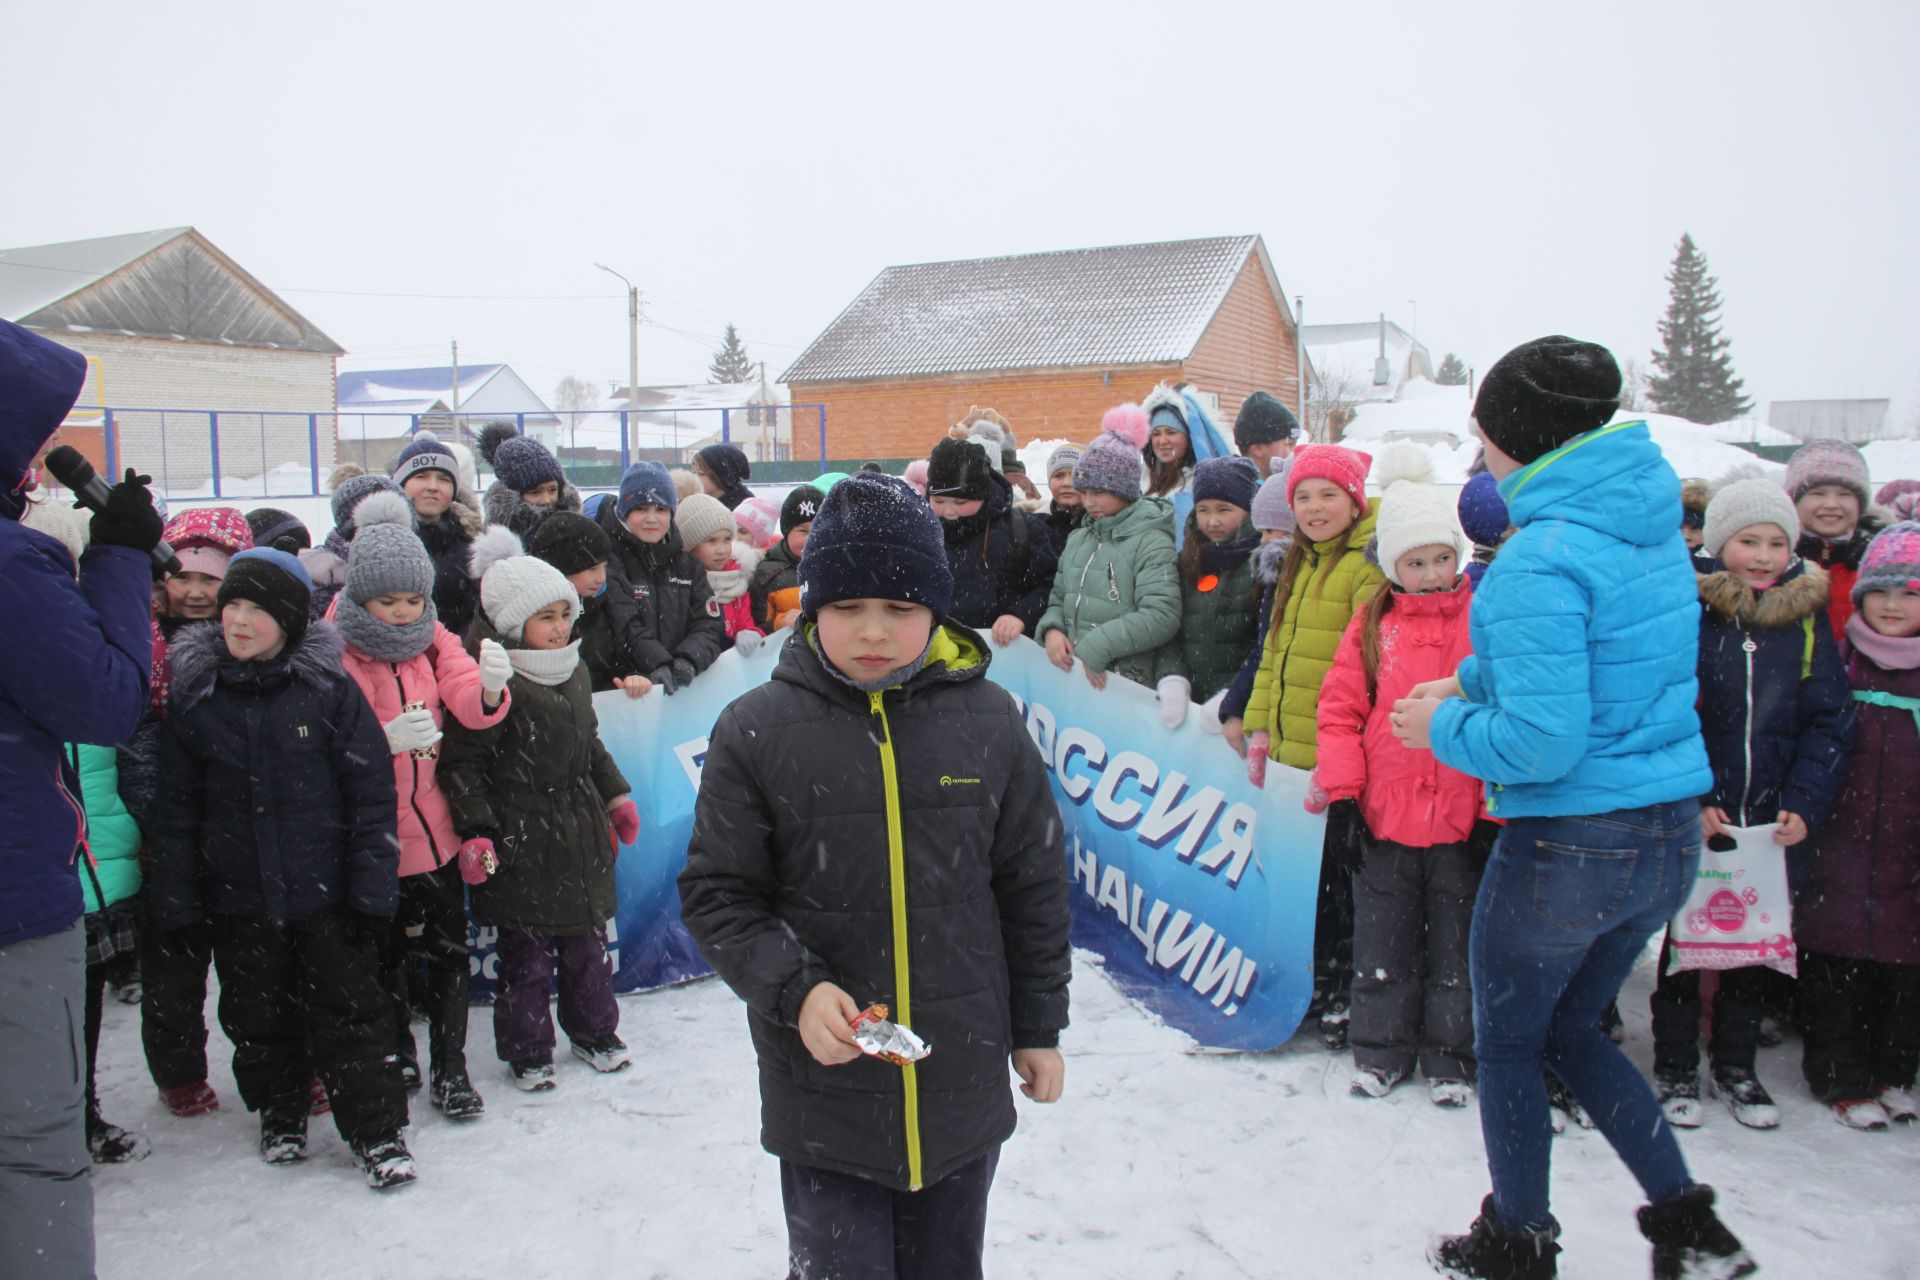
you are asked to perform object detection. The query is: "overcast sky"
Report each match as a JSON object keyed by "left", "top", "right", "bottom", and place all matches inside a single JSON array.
[{"left": 6, "top": 0, "right": 1916, "bottom": 429}]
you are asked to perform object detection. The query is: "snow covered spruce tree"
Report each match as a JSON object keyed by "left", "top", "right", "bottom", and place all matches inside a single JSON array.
[
  {"left": 707, "top": 323, "right": 754, "bottom": 383},
  {"left": 1435, "top": 352, "right": 1468, "bottom": 386},
  {"left": 1647, "top": 233, "right": 1752, "bottom": 424}
]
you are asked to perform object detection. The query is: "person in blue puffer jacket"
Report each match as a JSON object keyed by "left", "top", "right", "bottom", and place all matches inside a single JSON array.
[
  {"left": 1390, "top": 337, "right": 1756, "bottom": 1280},
  {"left": 0, "top": 319, "right": 160, "bottom": 1279}
]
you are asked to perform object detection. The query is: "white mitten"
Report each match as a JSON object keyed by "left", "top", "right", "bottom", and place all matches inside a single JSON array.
[
  {"left": 477, "top": 638, "right": 512, "bottom": 696},
  {"left": 734, "top": 629, "right": 764, "bottom": 657},
  {"left": 1156, "top": 676, "right": 1192, "bottom": 730},
  {"left": 384, "top": 708, "right": 442, "bottom": 754},
  {"left": 1197, "top": 689, "right": 1227, "bottom": 735}
]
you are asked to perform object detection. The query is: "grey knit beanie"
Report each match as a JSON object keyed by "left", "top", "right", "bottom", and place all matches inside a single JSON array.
[
  {"left": 1703, "top": 478, "right": 1801, "bottom": 559},
  {"left": 343, "top": 491, "right": 435, "bottom": 604},
  {"left": 1251, "top": 467, "right": 1296, "bottom": 534},
  {"left": 1046, "top": 444, "right": 1084, "bottom": 479},
  {"left": 674, "top": 492, "right": 736, "bottom": 550},
  {"left": 332, "top": 472, "right": 402, "bottom": 538}
]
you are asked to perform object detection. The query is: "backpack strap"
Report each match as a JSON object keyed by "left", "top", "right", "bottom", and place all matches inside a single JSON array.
[
  {"left": 1008, "top": 507, "right": 1031, "bottom": 579},
  {"left": 1852, "top": 687, "right": 1920, "bottom": 735}
]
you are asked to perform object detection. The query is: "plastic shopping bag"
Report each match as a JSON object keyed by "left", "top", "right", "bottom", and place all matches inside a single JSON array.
[{"left": 1664, "top": 823, "right": 1796, "bottom": 977}]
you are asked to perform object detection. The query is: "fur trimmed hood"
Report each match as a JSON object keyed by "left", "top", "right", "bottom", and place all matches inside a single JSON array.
[
  {"left": 1698, "top": 561, "right": 1829, "bottom": 627},
  {"left": 170, "top": 619, "right": 346, "bottom": 712}
]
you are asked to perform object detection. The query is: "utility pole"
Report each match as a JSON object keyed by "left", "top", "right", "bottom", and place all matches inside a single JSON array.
[
  {"left": 450, "top": 339, "right": 461, "bottom": 439},
  {"left": 1407, "top": 300, "right": 1419, "bottom": 380},
  {"left": 595, "top": 263, "right": 641, "bottom": 454},
  {"left": 1294, "top": 295, "right": 1306, "bottom": 429}
]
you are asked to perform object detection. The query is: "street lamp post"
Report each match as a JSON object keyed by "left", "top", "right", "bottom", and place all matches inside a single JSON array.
[{"left": 595, "top": 263, "right": 640, "bottom": 452}]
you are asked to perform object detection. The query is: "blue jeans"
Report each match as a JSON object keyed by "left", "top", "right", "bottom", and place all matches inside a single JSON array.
[{"left": 1472, "top": 800, "right": 1701, "bottom": 1231}]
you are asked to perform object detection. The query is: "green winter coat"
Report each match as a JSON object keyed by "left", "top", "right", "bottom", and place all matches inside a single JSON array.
[
  {"left": 1176, "top": 514, "right": 1261, "bottom": 704},
  {"left": 70, "top": 743, "right": 141, "bottom": 912},
  {"left": 1243, "top": 500, "right": 1384, "bottom": 769},
  {"left": 1036, "top": 496, "right": 1181, "bottom": 687}
]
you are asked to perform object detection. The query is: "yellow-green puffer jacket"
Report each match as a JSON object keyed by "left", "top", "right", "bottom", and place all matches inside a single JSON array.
[{"left": 1242, "top": 500, "right": 1384, "bottom": 768}]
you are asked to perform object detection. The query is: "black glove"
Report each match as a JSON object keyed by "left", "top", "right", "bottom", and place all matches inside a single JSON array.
[
  {"left": 87, "top": 468, "right": 165, "bottom": 553},
  {"left": 670, "top": 657, "right": 698, "bottom": 689},
  {"left": 649, "top": 665, "right": 678, "bottom": 695}
]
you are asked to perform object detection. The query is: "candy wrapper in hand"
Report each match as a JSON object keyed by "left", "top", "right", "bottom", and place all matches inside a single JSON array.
[{"left": 849, "top": 1003, "right": 931, "bottom": 1066}]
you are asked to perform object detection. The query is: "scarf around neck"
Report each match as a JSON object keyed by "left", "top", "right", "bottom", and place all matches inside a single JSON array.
[
  {"left": 335, "top": 595, "right": 439, "bottom": 662},
  {"left": 1846, "top": 612, "right": 1920, "bottom": 671},
  {"left": 508, "top": 640, "right": 583, "bottom": 686}
]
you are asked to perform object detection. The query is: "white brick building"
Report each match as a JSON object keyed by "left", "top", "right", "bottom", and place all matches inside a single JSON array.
[{"left": 0, "top": 227, "right": 342, "bottom": 497}]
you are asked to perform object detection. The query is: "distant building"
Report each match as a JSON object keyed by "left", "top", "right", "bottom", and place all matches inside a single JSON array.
[
  {"left": 1302, "top": 318, "right": 1433, "bottom": 439},
  {"left": 602, "top": 367, "right": 795, "bottom": 462},
  {"left": 782, "top": 235, "right": 1305, "bottom": 461},
  {"left": 335, "top": 364, "right": 559, "bottom": 473},
  {"left": 0, "top": 226, "right": 342, "bottom": 492},
  {"left": 1767, "top": 399, "right": 1895, "bottom": 445}
]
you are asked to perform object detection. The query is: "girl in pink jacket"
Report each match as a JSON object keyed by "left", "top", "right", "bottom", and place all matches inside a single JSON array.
[
  {"left": 333, "top": 492, "right": 511, "bottom": 1122},
  {"left": 1311, "top": 446, "right": 1487, "bottom": 1106}
]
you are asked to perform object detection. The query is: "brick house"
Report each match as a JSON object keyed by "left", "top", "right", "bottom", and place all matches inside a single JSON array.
[
  {"left": 0, "top": 227, "right": 342, "bottom": 493},
  {"left": 782, "top": 235, "right": 1305, "bottom": 462}
]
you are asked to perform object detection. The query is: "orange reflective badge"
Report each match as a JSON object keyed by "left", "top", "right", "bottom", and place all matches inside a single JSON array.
[{"left": 1197, "top": 574, "right": 1220, "bottom": 593}]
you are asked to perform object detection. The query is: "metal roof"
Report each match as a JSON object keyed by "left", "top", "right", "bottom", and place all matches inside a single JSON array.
[
  {"left": 781, "top": 235, "right": 1263, "bottom": 384},
  {"left": 0, "top": 228, "right": 187, "bottom": 321},
  {"left": 337, "top": 365, "right": 508, "bottom": 406}
]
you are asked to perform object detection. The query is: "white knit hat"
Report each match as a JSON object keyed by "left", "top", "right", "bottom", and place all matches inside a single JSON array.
[
  {"left": 470, "top": 526, "right": 581, "bottom": 640},
  {"left": 1372, "top": 442, "right": 1468, "bottom": 587},
  {"left": 1703, "top": 478, "right": 1800, "bottom": 559}
]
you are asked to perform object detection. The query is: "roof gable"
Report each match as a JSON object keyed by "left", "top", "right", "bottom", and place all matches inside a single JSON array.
[
  {"left": 1, "top": 228, "right": 342, "bottom": 355},
  {"left": 782, "top": 235, "right": 1261, "bottom": 384},
  {"left": 338, "top": 364, "right": 507, "bottom": 407}
]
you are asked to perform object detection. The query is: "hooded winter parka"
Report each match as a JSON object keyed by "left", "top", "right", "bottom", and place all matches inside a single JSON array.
[
  {"left": 147, "top": 623, "right": 399, "bottom": 932},
  {"left": 70, "top": 743, "right": 141, "bottom": 913},
  {"left": 940, "top": 472, "right": 1059, "bottom": 634},
  {"left": 1694, "top": 561, "right": 1853, "bottom": 832},
  {"left": 1798, "top": 508, "right": 1892, "bottom": 642},
  {"left": 748, "top": 539, "right": 803, "bottom": 632},
  {"left": 1427, "top": 421, "right": 1713, "bottom": 818},
  {"left": 1242, "top": 502, "right": 1384, "bottom": 769},
  {"left": 679, "top": 625, "right": 1071, "bottom": 1193},
  {"left": 1176, "top": 513, "right": 1261, "bottom": 703},
  {"left": 591, "top": 502, "right": 727, "bottom": 677},
  {"left": 1795, "top": 627, "right": 1920, "bottom": 964},
  {"left": 1036, "top": 495, "right": 1181, "bottom": 686},
  {"left": 338, "top": 622, "right": 512, "bottom": 878},
  {"left": 437, "top": 616, "right": 629, "bottom": 937}
]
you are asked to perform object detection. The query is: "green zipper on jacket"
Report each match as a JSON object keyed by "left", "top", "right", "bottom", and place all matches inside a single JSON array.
[
  {"left": 1499, "top": 420, "right": 1638, "bottom": 504},
  {"left": 867, "top": 690, "right": 923, "bottom": 1191}
]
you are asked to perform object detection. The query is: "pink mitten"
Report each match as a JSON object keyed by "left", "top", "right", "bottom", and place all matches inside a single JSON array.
[
  {"left": 458, "top": 838, "right": 497, "bottom": 886},
  {"left": 1304, "top": 773, "right": 1329, "bottom": 814},
  {"left": 1247, "top": 731, "right": 1271, "bottom": 789},
  {"left": 608, "top": 797, "right": 641, "bottom": 847}
]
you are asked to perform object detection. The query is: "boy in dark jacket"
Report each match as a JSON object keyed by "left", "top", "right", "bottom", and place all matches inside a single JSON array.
[
  {"left": 591, "top": 462, "right": 726, "bottom": 694},
  {"left": 925, "top": 435, "right": 1058, "bottom": 646},
  {"left": 748, "top": 484, "right": 819, "bottom": 632},
  {"left": 146, "top": 549, "right": 416, "bottom": 1189},
  {"left": 441, "top": 530, "right": 640, "bottom": 1091},
  {"left": 680, "top": 473, "right": 1071, "bottom": 1280},
  {"left": 1041, "top": 444, "right": 1087, "bottom": 558},
  {"left": 391, "top": 430, "right": 481, "bottom": 638},
  {"left": 1650, "top": 480, "right": 1853, "bottom": 1130}
]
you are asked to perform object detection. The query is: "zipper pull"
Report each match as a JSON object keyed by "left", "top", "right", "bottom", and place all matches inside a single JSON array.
[
  {"left": 1107, "top": 563, "right": 1120, "bottom": 602},
  {"left": 867, "top": 691, "right": 888, "bottom": 746},
  {"left": 1742, "top": 638, "right": 1757, "bottom": 653}
]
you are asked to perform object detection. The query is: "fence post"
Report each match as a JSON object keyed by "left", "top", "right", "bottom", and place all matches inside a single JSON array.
[
  {"left": 722, "top": 407, "right": 731, "bottom": 445},
  {"left": 620, "top": 412, "right": 631, "bottom": 473},
  {"left": 104, "top": 408, "right": 118, "bottom": 476},
  {"left": 817, "top": 406, "right": 827, "bottom": 467},
  {"left": 308, "top": 414, "right": 319, "bottom": 495},
  {"left": 160, "top": 412, "right": 171, "bottom": 496},
  {"left": 209, "top": 411, "right": 222, "bottom": 497}
]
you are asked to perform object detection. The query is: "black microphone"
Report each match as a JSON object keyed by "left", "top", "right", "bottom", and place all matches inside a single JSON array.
[{"left": 43, "top": 445, "right": 181, "bottom": 575}]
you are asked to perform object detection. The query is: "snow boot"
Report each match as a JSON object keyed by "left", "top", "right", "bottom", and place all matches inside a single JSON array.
[
  {"left": 1320, "top": 996, "right": 1351, "bottom": 1051},
  {"left": 307, "top": 1076, "right": 331, "bottom": 1117},
  {"left": 1655, "top": 1072, "right": 1704, "bottom": 1128},
  {"left": 430, "top": 1067, "right": 485, "bottom": 1121},
  {"left": 1830, "top": 1097, "right": 1891, "bottom": 1130},
  {"left": 158, "top": 1081, "right": 219, "bottom": 1118},
  {"left": 510, "top": 1055, "right": 557, "bottom": 1092},
  {"left": 425, "top": 964, "right": 479, "bottom": 1117},
  {"left": 1429, "top": 1195, "right": 1560, "bottom": 1279},
  {"left": 1429, "top": 1078, "right": 1472, "bottom": 1109},
  {"left": 1350, "top": 1065, "right": 1404, "bottom": 1098},
  {"left": 114, "top": 979, "right": 143, "bottom": 1006},
  {"left": 1636, "top": 1184, "right": 1757, "bottom": 1280},
  {"left": 1545, "top": 1070, "right": 1594, "bottom": 1130},
  {"left": 354, "top": 1135, "right": 418, "bottom": 1191},
  {"left": 259, "top": 1105, "right": 308, "bottom": 1165},
  {"left": 1876, "top": 1086, "right": 1918, "bottom": 1124},
  {"left": 570, "top": 1033, "right": 633, "bottom": 1074},
  {"left": 86, "top": 1106, "right": 151, "bottom": 1164},
  {"left": 1710, "top": 1068, "right": 1779, "bottom": 1130}
]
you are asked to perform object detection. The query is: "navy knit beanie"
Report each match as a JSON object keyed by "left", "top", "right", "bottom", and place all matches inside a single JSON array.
[
  {"left": 799, "top": 473, "right": 953, "bottom": 621},
  {"left": 1192, "top": 456, "right": 1261, "bottom": 512},
  {"left": 331, "top": 472, "right": 401, "bottom": 538},
  {"left": 391, "top": 430, "right": 460, "bottom": 488},
  {"left": 218, "top": 548, "right": 313, "bottom": 646},
  {"left": 245, "top": 507, "right": 312, "bottom": 555},
  {"left": 617, "top": 461, "right": 677, "bottom": 518},
  {"left": 1456, "top": 471, "right": 1511, "bottom": 547},
  {"left": 696, "top": 443, "right": 751, "bottom": 493},
  {"left": 491, "top": 434, "right": 566, "bottom": 495}
]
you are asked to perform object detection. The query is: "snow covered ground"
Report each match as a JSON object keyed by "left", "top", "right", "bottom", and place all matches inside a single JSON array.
[{"left": 93, "top": 953, "right": 1920, "bottom": 1278}]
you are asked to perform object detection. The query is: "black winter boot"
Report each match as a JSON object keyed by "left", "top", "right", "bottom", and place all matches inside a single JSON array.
[
  {"left": 1429, "top": 1195, "right": 1560, "bottom": 1279},
  {"left": 1636, "top": 1185, "right": 1757, "bottom": 1280},
  {"left": 426, "top": 964, "right": 482, "bottom": 1119}
]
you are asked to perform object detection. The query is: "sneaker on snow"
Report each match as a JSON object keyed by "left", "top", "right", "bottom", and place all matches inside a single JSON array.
[
  {"left": 1428, "top": 1195, "right": 1560, "bottom": 1279},
  {"left": 1320, "top": 997, "right": 1351, "bottom": 1052},
  {"left": 1429, "top": 1078, "right": 1472, "bottom": 1109},
  {"left": 510, "top": 1056, "right": 557, "bottom": 1092},
  {"left": 1875, "top": 1085, "right": 1918, "bottom": 1124},
  {"left": 113, "top": 980, "right": 143, "bottom": 1006},
  {"left": 1636, "top": 1184, "right": 1757, "bottom": 1280},
  {"left": 1711, "top": 1069, "right": 1779, "bottom": 1130},
  {"left": 1655, "top": 1073, "right": 1704, "bottom": 1129},
  {"left": 158, "top": 1081, "right": 219, "bottom": 1118},
  {"left": 430, "top": 1070, "right": 485, "bottom": 1121},
  {"left": 1545, "top": 1071, "right": 1594, "bottom": 1130},
  {"left": 308, "top": 1076, "right": 331, "bottom": 1116},
  {"left": 259, "top": 1107, "right": 308, "bottom": 1165},
  {"left": 1831, "top": 1097, "right": 1891, "bottom": 1130},
  {"left": 1756, "top": 1015, "right": 1787, "bottom": 1049},
  {"left": 354, "top": 1136, "right": 418, "bottom": 1191},
  {"left": 1350, "top": 1065, "right": 1404, "bottom": 1098},
  {"left": 87, "top": 1113, "right": 151, "bottom": 1164},
  {"left": 570, "top": 1034, "right": 633, "bottom": 1074}
]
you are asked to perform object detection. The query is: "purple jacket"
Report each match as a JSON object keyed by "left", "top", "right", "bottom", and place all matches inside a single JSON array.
[
  {"left": 0, "top": 320, "right": 154, "bottom": 948},
  {"left": 1795, "top": 625, "right": 1920, "bottom": 965}
]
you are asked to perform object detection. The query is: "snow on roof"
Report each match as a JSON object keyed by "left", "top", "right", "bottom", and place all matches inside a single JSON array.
[
  {"left": 782, "top": 235, "right": 1262, "bottom": 384},
  {"left": 1303, "top": 321, "right": 1432, "bottom": 404},
  {"left": 0, "top": 227, "right": 189, "bottom": 322},
  {"left": 622, "top": 381, "right": 791, "bottom": 410},
  {"left": 337, "top": 365, "right": 507, "bottom": 407}
]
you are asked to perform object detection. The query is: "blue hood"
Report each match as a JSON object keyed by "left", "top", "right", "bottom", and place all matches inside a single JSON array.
[
  {"left": 0, "top": 321, "right": 88, "bottom": 519},
  {"left": 1498, "top": 420, "right": 1679, "bottom": 548}
]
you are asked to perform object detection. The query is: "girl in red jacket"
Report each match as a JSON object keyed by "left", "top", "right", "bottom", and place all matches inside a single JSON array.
[
  {"left": 1312, "top": 446, "right": 1485, "bottom": 1106},
  {"left": 676, "top": 493, "right": 766, "bottom": 654},
  {"left": 332, "top": 491, "right": 512, "bottom": 1121}
]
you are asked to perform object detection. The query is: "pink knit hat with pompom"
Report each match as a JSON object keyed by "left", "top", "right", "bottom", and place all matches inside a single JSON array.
[{"left": 1072, "top": 404, "right": 1151, "bottom": 501}]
